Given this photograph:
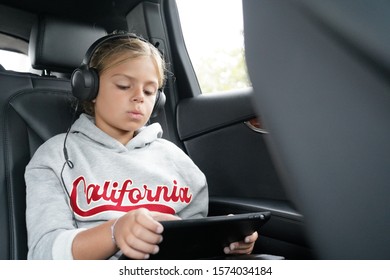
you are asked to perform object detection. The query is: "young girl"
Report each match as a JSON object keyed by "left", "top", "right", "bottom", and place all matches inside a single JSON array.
[{"left": 25, "top": 33, "right": 258, "bottom": 260}]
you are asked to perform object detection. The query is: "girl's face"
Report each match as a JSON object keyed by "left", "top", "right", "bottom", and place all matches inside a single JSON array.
[{"left": 94, "top": 54, "right": 159, "bottom": 144}]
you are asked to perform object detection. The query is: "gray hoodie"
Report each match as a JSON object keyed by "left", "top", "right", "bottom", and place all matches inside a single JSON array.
[{"left": 25, "top": 113, "right": 208, "bottom": 259}]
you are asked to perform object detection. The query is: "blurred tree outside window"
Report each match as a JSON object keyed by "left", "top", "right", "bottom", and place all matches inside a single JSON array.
[{"left": 176, "top": 0, "right": 251, "bottom": 94}]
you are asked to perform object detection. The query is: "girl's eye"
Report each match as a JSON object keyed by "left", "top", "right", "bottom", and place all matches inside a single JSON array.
[
  {"left": 144, "top": 89, "right": 157, "bottom": 96},
  {"left": 117, "top": 85, "right": 130, "bottom": 90}
]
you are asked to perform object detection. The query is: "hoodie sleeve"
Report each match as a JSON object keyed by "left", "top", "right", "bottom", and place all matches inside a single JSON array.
[
  {"left": 163, "top": 140, "right": 209, "bottom": 219},
  {"left": 177, "top": 176, "right": 209, "bottom": 219},
  {"left": 25, "top": 143, "right": 81, "bottom": 260}
]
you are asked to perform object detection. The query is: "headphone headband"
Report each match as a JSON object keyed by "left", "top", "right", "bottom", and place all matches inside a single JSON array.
[{"left": 81, "top": 33, "right": 149, "bottom": 66}]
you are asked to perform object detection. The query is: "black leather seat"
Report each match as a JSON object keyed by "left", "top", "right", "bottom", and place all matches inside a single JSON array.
[
  {"left": 244, "top": 0, "right": 390, "bottom": 259},
  {"left": 0, "top": 16, "right": 106, "bottom": 260}
]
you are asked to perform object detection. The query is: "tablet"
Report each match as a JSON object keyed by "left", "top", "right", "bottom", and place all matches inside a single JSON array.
[{"left": 119, "top": 211, "right": 271, "bottom": 260}]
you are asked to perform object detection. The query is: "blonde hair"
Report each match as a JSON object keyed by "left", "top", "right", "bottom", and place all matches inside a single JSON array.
[{"left": 82, "top": 34, "right": 166, "bottom": 115}]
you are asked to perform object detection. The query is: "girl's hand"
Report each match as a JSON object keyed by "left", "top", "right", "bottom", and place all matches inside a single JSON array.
[
  {"left": 113, "top": 208, "right": 179, "bottom": 259},
  {"left": 224, "top": 231, "right": 258, "bottom": 255}
]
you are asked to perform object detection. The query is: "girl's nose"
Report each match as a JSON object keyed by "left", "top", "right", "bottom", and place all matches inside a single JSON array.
[{"left": 131, "top": 87, "right": 144, "bottom": 102}]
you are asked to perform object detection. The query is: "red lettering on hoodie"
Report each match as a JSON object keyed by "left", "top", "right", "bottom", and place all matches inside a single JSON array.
[{"left": 70, "top": 176, "right": 193, "bottom": 217}]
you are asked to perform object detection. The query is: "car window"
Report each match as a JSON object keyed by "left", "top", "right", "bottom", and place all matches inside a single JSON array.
[
  {"left": 0, "top": 49, "right": 31, "bottom": 72},
  {"left": 176, "top": 0, "right": 251, "bottom": 94}
]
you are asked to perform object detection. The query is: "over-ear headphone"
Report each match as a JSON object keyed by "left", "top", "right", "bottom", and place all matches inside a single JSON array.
[{"left": 71, "top": 33, "right": 166, "bottom": 118}]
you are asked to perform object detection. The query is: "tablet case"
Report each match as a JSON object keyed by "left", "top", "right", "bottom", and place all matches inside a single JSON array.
[{"left": 119, "top": 211, "right": 271, "bottom": 260}]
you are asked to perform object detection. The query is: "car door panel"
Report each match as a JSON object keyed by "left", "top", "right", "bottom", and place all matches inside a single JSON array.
[
  {"left": 176, "top": 88, "right": 314, "bottom": 259},
  {"left": 177, "top": 89, "right": 254, "bottom": 140}
]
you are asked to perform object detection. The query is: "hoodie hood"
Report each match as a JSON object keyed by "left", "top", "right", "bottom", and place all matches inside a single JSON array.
[{"left": 70, "top": 113, "right": 163, "bottom": 152}]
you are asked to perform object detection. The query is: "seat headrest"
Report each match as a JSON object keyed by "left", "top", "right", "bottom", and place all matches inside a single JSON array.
[{"left": 29, "top": 16, "right": 107, "bottom": 73}]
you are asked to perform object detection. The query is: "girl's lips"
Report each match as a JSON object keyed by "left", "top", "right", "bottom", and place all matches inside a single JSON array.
[{"left": 127, "top": 110, "right": 144, "bottom": 120}]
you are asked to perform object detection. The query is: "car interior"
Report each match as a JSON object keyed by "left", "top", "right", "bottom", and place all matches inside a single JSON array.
[{"left": 3, "top": 0, "right": 386, "bottom": 261}]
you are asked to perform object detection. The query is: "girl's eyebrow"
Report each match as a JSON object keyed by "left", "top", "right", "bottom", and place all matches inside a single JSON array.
[{"left": 111, "top": 73, "right": 158, "bottom": 87}]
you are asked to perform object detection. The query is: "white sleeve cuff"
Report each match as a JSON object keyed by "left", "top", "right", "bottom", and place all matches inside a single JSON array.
[{"left": 52, "top": 228, "right": 87, "bottom": 260}]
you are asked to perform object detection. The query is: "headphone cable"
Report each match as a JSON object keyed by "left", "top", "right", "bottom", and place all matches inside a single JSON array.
[{"left": 60, "top": 100, "right": 80, "bottom": 228}]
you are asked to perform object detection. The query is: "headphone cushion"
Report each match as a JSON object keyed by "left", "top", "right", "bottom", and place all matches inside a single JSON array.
[
  {"left": 151, "top": 90, "right": 166, "bottom": 118},
  {"left": 71, "top": 66, "right": 99, "bottom": 101}
]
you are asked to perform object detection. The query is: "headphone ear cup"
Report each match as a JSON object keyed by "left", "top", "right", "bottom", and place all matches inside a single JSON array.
[
  {"left": 151, "top": 90, "right": 166, "bottom": 118},
  {"left": 71, "top": 65, "right": 99, "bottom": 101}
]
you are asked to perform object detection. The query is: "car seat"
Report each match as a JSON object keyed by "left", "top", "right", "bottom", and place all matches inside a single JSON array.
[
  {"left": 243, "top": 0, "right": 390, "bottom": 259},
  {"left": 0, "top": 16, "right": 106, "bottom": 259}
]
